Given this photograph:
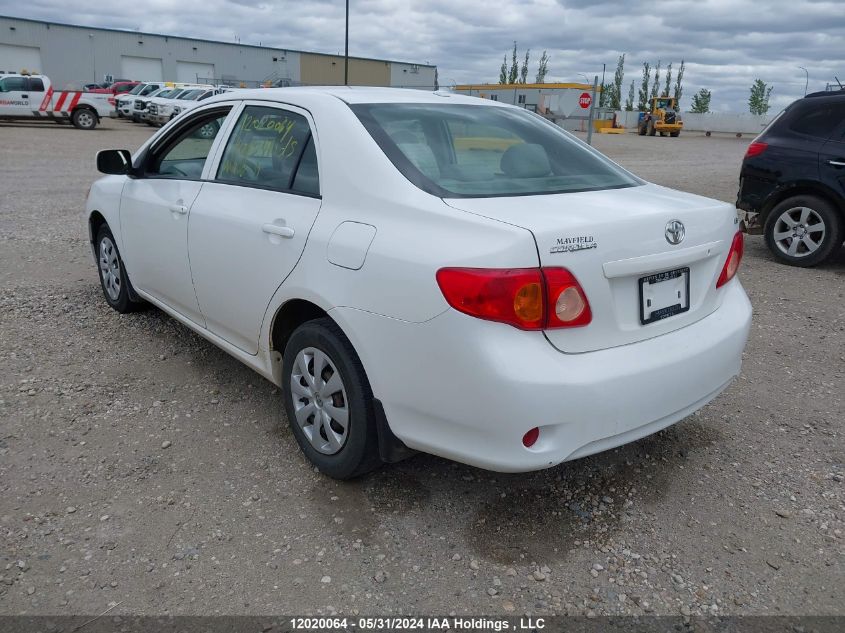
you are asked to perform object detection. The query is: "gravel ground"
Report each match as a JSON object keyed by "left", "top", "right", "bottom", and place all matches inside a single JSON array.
[{"left": 1, "top": 119, "right": 843, "bottom": 618}]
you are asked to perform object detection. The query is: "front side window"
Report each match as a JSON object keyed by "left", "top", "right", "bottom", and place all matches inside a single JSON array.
[
  {"left": 115, "top": 84, "right": 134, "bottom": 94},
  {"left": 352, "top": 103, "right": 641, "bottom": 197},
  {"left": 147, "top": 109, "right": 231, "bottom": 179},
  {"left": 179, "top": 90, "right": 203, "bottom": 100},
  {"left": 216, "top": 105, "right": 314, "bottom": 193}
]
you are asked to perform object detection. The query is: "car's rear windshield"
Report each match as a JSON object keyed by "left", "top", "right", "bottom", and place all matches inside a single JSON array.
[{"left": 351, "top": 103, "right": 642, "bottom": 198}]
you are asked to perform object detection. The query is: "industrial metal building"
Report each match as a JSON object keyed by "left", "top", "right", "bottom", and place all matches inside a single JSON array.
[{"left": 0, "top": 15, "right": 437, "bottom": 90}]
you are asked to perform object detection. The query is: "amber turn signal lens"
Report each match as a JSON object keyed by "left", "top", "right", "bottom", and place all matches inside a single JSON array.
[{"left": 513, "top": 282, "right": 543, "bottom": 323}]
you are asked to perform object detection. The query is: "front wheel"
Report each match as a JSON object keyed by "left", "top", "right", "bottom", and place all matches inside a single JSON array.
[
  {"left": 670, "top": 131, "right": 680, "bottom": 137},
  {"left": 647, "top": 120, "right": 656, "bottom": 136},
  {"left": 95, "top": 225, "right": 145, "bottom": 312},
  {"left": 764, "top": 195, "right": 843, "bottom": 267},
  {"left": 282, "top": 318, "right": 382, "bottom": 479},
  {"left": 72, "top": 108, "right": 97, "bottom": 130}
]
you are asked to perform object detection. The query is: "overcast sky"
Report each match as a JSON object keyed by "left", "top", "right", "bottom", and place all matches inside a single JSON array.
[{"left": 3, "top": 0, "right": 843, "bottom": 111}]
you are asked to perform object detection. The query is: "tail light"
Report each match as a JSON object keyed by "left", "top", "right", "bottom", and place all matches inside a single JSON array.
[
  {"left": 436, "top": 267, "right": 591, "bottom": 330},
  {"left": 716, "top": 232, "right": 744, "bottom": 288},
  {"left": 744, "top": 141, "right": 768, "bottom": 159}
]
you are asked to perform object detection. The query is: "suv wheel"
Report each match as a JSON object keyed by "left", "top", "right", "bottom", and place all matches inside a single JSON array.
[
  {"left": 282, "top": 318, "right": 382, "bottom": 479},
  {"left": 764, "top": 195, "right": 843, "bottom": 266}
]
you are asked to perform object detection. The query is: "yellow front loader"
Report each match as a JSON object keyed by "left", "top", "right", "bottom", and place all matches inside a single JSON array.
[{"left": 638, "top": 97, "right": 683, "bottom": 137}]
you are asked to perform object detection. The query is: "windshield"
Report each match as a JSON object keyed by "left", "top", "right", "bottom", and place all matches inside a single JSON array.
[
  {"left": 352, "top": 103, "right": 642, "bottom": 198},
  {"left": 128, "top": 84, "right": 146, "bottom": 95},
  {"left": 179, "top": 90, "right": 202, "bottom": 100}
]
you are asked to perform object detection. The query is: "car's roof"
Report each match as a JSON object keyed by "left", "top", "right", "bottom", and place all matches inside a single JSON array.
[{"left": 204, "top": 86, "right": 498, "bottom": 107}]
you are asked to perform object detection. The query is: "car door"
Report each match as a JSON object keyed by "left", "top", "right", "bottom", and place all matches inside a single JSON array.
[
  {"left": 119, "top": 105, "right": 235, "bottom": 325},
  {"left": 0, "top": 76, "right": 32, "bottom": 116},
  {"left": 188, "top": 101, "right": 322, "bottom": 354},
  {"left": 818, "top": 104, "right": 845, "bottom": 202}
]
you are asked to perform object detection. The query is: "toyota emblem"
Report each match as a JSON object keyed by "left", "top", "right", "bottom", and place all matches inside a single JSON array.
[{"left": 665, "top": 220, "right": 685, "bottom": 245}]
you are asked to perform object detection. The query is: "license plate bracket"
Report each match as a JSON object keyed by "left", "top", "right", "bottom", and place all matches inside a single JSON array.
[{"left": 639, "top": 267, "right": 690, "bottom": 325}]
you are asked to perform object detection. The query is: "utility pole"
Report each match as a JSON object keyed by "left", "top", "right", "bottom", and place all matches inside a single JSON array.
[
  {"left": 344, "top": 0, "right": 350, "bottom": 86},
  {"left": 587, "top": 75, "right": 598, "bottom": 146}
]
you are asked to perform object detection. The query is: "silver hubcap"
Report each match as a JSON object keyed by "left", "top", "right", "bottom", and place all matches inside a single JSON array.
[
  {"left": 99, "top": 237, "right": 121, "bottom": 301},
  {"left": 199, "top": 124, "right": 215, "bottom": 138},
  {"left": 290, "top": 347, "right": 349, "bottom": 455},
  {"left": 77, "top": 112, "right": 94, "bottom": 127},
  {"left": 773, "top": 207, "right": 825, "bottom": 258}
]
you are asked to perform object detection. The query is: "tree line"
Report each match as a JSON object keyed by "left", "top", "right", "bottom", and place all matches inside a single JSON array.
[{"left": 495, "top": 44, "right": 775, "bottom": 115}]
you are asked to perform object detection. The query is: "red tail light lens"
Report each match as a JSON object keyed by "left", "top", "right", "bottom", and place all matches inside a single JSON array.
[
  {"left": 716, "top": 232, "right": 744, "bottom": 288},
  {"left": 744, "top": 141, "right": 768, "bottom": 159},
  {"left": 436, "top": 267, "right": 591, "bottom": 330}
]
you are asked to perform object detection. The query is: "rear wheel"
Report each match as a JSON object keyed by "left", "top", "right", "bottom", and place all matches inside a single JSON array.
[
  {"left": 282, "top": 318, "right": 381, "bottom": 479},
  {"left": 764, "top": 195, "right": 843, "bottom": 267},
  {"left": 647, "top": 120, "right": 656, "bottom": 136},
  {"left": 637, "top": 121, "right": 647, "bottom": 136},
  {"left": 72, "top": 108, "right": 97, "bottom": 130}
]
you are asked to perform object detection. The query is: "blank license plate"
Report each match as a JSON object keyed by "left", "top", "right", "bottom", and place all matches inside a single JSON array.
[{"left": 639, "top": 267, "right": 690, "bottom": 325}]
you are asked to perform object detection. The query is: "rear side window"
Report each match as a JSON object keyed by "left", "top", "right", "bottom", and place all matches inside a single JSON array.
[
  {"left": 216, "top": 105, "right": 315, "bottom": 193},
  {"left": 789, "top": 103, "right": 845, "bottom": 139},
  {"left": 352, "top": 103, "right": 641, "bottom": 198},
  {"left": 0, "top": 77, "right": 27, "bottom": 91},
  {"left": 28, "top": 78, "right": 45, "bottom": 92}
]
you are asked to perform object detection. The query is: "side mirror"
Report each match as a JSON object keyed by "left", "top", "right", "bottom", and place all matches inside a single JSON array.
[{"left": 96, "top": 149, "right": 133, "bottom": 175}]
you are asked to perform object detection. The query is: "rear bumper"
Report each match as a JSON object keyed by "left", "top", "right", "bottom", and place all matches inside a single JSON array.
[{"left": 332, "top": 280, "right": 751, "bottom": 472}]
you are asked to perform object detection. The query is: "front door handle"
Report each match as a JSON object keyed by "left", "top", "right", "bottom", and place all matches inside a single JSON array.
[
  {"left": 168, "top": 204, "right": 188, "bottom": 214},
  {"left": 262, "top": 223, "right": 295, "bottom": 238},
  {"left": 21, "top": 94, "right": 28, "bottom": 98},
  {"left": 828, "top": 160, "right": 845, "bottom": 167}
]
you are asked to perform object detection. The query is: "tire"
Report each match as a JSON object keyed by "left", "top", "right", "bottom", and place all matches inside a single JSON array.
[
  {"left": 659, "top": 131, "right": 666, "bottom": 137},
  {"left": 71, "top": 108, "right": 97, "bottom": 130},
  {"left": 95, "top": 225, "right": 145, "bottom": 312},
  {"left": 763, "top": 195, "right": 843, "bottom": 267},
  {"left": 197, "top": 121, "right": 219, "bottom": 139},
  {"left": 282, "top": 318, "right": 382, "bottom": 479},
  {"left": 637, "top": 121, "right": 647, "bottom": 136},
  {"left": 647, "top": 120, "right": 656, "bottom": 136},
  {"left": 670, "top": 131, "right": 680, "bottom": 137}
]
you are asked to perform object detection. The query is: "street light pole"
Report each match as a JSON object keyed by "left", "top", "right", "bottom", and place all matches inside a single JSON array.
[
  {"left": 798, "top": 66, "right": 808, "bottom": 96},
  {"left": 344, "top": 0, "right": 349, "bottom": 86}
]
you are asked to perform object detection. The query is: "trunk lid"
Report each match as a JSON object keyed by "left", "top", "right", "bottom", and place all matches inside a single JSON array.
[{"left": 444, "top": 183, "right": 738, "bottom": 353}]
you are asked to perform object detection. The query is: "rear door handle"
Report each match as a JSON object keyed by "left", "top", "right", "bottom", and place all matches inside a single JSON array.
[
  {"left": 168, "top": 204, "right": 188, "bottom": 214},
  {"left": 262, "top": 223, "right": 295, "bottom": 238},
  {"left": 828, "top": 160, "right": 845, "bottom": 167}
]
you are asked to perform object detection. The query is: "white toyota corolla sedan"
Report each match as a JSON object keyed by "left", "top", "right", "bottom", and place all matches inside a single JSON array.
[{"left": 86, "top": 87, "right": 751, "bottom": 479}]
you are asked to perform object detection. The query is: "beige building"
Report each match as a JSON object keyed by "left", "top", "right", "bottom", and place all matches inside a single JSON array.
[{"left": 300, "top": 53, "right": 391, "bottom": 87}]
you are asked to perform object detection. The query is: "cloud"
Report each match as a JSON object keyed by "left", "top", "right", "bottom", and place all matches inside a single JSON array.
[{"left": 1, "top": 0, "right": 842, "bottom": 110}]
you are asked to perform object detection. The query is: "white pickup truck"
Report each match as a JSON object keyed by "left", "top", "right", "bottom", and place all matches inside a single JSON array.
[{"left": 0, "top": 73, "right": 114, "bottom": 129}]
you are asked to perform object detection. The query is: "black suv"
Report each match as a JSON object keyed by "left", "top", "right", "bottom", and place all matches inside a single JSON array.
[{"left": 737, "top": 90, "right": 845, "bottom": 266}]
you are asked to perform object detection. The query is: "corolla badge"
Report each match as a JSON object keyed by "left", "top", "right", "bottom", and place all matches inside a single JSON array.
[
  {"left": 550, "top": 235, "right": 597, "bottom": 254},
  {"left": 665, "top": 220, "right": 685, "bottom": 245}
]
